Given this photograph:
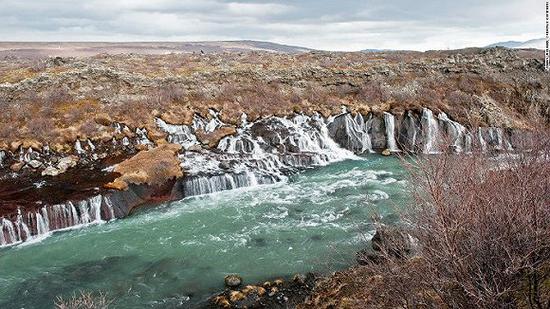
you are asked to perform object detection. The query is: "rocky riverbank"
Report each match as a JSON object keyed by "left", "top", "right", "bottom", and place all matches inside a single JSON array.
[{"left": 203, "top": 227, "right": 414, "bottom": 309}]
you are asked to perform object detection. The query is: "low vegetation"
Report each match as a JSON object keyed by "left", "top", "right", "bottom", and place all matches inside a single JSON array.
[
  {"left": 54, "top": 291, "right": 112, "bottom": 309},
  {"left": 301, "top": 133, "right": 550, "bottom": 308},
  {"left": 1, "top": 48, "right": 548, "bottom": 150}
]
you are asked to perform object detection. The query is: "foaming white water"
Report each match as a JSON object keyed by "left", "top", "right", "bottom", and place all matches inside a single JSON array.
[
  {"left": 166, "top": 113, "right": 362, "bottom": 198},
  {"left": 1, "top": 195, "right": 113, "bottom": 248},
  {"left": 439, "top": 112, "right": 469, "bottom": 153},
  {"left": 366, "top": 190, "right": 390, "bottom": 201},
  {"left": 296, "top": 207, "right": 350, "bottom": 228},
  {"left": 422, "top": 108, "right": 440, "bottom": 154},
  {"left": 384, "top": 113, "right": 399, "bottom": 152},
  {"left": 156, "top": 118, "right": 198, "bottom": 149}
]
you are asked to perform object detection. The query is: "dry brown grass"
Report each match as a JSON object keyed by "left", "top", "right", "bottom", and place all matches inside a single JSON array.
[
  {"left": 105, "top": 143, "right": 183, "bottom": 190},
  {"left": 0, "top": 49, "right": 548, "bottom": 149}
]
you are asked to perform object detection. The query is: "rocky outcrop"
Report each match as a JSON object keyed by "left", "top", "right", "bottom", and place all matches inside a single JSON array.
[
  {"left": 0, "top": 107, "right": 526, "bottom": 246},
  {"left": 104, "top": 143, "right": 183, "bottom": 190},
  {"left": 356, "top": 227, "right": 415, "bottom": 265}
]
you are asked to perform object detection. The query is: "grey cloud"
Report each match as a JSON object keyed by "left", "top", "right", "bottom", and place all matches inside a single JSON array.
[{"left": 0, "top": 0, "right": 544, "bottom": 51}]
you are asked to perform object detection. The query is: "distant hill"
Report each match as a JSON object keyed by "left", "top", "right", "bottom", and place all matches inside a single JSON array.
[
  {"left": 0, "top": 41, "right": 313, "bottom": 58},
  {"left": 486, "top": 38, "right": 545, "bottom": 50},
  {"left": 361, "top": 49, "right": 393, "bottom": 53}
]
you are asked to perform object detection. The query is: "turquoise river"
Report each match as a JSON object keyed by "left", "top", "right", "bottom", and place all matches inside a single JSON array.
[{"left": 0, "top": 155, "right": 408, "bottom": 308}]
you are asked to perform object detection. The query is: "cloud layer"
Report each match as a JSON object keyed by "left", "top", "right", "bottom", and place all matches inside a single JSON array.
[{"left": 0, "top": 0, "right": 544, "bottom": 51}]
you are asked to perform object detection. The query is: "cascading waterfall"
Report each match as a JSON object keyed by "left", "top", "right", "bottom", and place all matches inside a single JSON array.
[
  {"left": 486, "top": 127, "right": 513, "bottom": 151},
  {"left": 438, "top": 112, "right": 469, "bottom": 153},
  {"left": 75, "top": 140, "right": 84, "bottom": 154},
  {"left": 157, "top": 108, "right": 517, "bottom": 199},
  {"left": 421, "top": 108, "right": 441, "bottom": 154},
  {"left": 0, "top": 150, "right": 6, "bottom": 167},
  {"left": 0, "top": 195, "right": 115, "bottom": 247},
  {"left": 327, "top": 113, "right": 373, "bottom": 153},
  {"left": 477, "top": 128, "right": 488, "bottom": 152},
  {"left": 35, "top": 210, "right": 50, "bottom": 235},
  {"left": 156, "top": 118, "right": 198, "bottom": 149},
  {"left": 15, "top": 209, "right": 31, "bottom": 241},
  {"left": 1, "top": 218, "right": 17, "bottom": 246},
  {"left": 399, "top": 111, "right": 419, "bottom": 152},
  {"left": 383, "top": 112, "right": 399, "bottom": 152},
  {"left": 1, "top": 107, "right": 518, "bottom": 246},
  {"left": 182, "top": 172, "right": 275, "bottom": 197},
  {"left": 172, "top": 112, "right": 358, "bottom": 197}
]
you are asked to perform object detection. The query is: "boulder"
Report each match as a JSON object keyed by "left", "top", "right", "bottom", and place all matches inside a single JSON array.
[
  {"left": 57, "top": 155, "right": 79, "bottom": 172},
  {"left": 224, "top": 274, "right": 243, "bottom": 288},
  {"left": 371, "top": 227, "right": 413, "bottom": 258},
  {"left": 9, "top": 141, "right": 22, "bottom": 152},
  {"left": 10, "top": 162, "right": 23, "bottom": 172},
  {"left": 42, "top": 166, "right": 61, "bottom": 177},
  {"left": 356, "top": 227, "right": 414, "bottom": 264},
  {"left": 27, "top": 160, "right": 43, "bottom": 169},
  {"left": 381, "top": 149, "right": 392, "bottom": 156}
]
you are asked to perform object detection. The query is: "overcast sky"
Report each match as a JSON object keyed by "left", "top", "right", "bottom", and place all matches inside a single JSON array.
[{"left": 0, "top": 0, "right": 544, "bottom": 51}]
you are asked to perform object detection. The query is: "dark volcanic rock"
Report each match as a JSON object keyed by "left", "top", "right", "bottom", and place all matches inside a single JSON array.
[
  {"left": 356, "top": 227, "right": 414, "bottom": 265},
  {"left": 209, "top": 274, "right": 317, "bottom": 309},
  {"left": 372, "top": 227, "right": 414, "bottom": 258},
  {"left": 225, "top": 275, "right": 243, "bottom": 288}
]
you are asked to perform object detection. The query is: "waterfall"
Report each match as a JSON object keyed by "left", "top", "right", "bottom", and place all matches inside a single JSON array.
[
  {"left": 1, "top": 218, "right": 18, "bottom": 246},
  {"left": 190, "top": 113, "right": 356, "bottom": 198},
  {"left": 217, "top": 114, "right": 356, "bottom": 166},
  {"left": 0, "top": 194, "right": 113, "bottom": 246},
  {"left": 399, "top": 111, "right": 419, "bottom": 152},
  {"left": 438, "top": 112, "right": 467, "bottom": 153},
  {"left": 78, "top": 200, "right": 92, "bottom": 224},
  {"left": 136, "top": 128, "right": 152, "bottom": 145},
  {"left": 464, "top": 133, "right": 473, "bottom": 153},
  {"left": 327, "top": 113, "right": 372, "bottom": 153},
  {"left": 0, "top": 150, "right": 6, "bottom": 167},
  {"left": 36, "top": 211, "right": 50, "bottom": 235},
  {"left": 15, "top": 209, "right": 30, "bottom": 241},
  {"left": 206, "top": 109, "right": 223, "bottom": 133},
  {"left": 103, "top": 196, "right": 116, "bottom": 221},
  {"left": 156, "top": 118, "right": 198, "bottom": 149},
  {"left": 383, "top": 112, "right": 399, "bottom": 152},
  {"left": 2, "top": 108, "right": 520, "bottom": 246},
  {"left": 91, "top": 196, "right": 102, "bottom": 221},
  {"left": 421, "top": 108, "right": 440, "bottom": 154},
  {"left": 477, "top": 128, "right": 487, "bottom": 152},
  {"left": 87, "top": 139, "right": 96, "bottom": 151},
  {"left": 75, "top": 140, "right": 84, "bottom": 154},
  {"left": 182, "top": 172, "right": 274, "bottom": 197}
]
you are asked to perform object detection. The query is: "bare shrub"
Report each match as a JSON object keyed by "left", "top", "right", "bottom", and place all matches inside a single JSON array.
[
  {"left": 356, "top": 80, "right": 390, "bottom": 104},
  {"left": 401, "top": 132, "right": 550, "bottom": 308},
  {"left": 27, "top": 118, "right": 56, "bottom": 139},
  {"left": 43, "top": 88, "right": 72, "bottom": 107},
  {"left": 302, "top": 132, "right": 550, "bottom": 309},
  {"left": 55, "top": 291, "right": 112, "bottom": 309},
  {"left": 144, "top": 83, "right": 187, "bottom": 109}
]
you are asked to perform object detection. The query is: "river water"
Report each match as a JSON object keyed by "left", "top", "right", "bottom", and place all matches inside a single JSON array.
[{"left": 0, "top": 155, "right": 408, "bottom": 308}]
